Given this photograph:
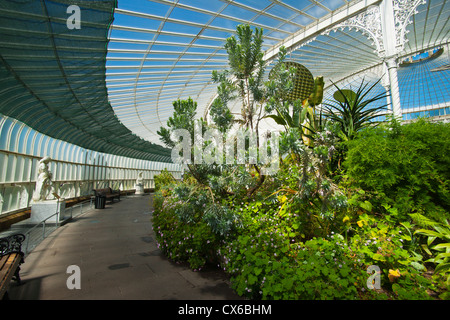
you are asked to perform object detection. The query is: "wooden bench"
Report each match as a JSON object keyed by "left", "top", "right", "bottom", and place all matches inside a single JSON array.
[
  {"left": 93, "top": 187, "right": 121, "bottom": 203},
  {"left": 0, "top": 234, "right": 25, "bottom": 300}
]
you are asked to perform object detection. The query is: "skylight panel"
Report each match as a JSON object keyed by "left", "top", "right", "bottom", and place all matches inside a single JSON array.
[
  {"left": 109, "top": 29, "right": 158, "bottom": 42},
  {"left": 118, "top": 0, "right": 171, "bottom": 16},
  {"left": 161, "top": 21, "right": 203, "bottom": 35},
  {"left": 266, "top": 3, "right": 297, "bottom": 20},
  {"left": 192, "top": 38, "right": 226, "bottom": 48},
  {"left": 232, "top": 0, "right": 272, "bottom": 11},
  {"left": 305, "top": 5, "right": 329, "bottom": 19},
  {"left": 200, "top": 28, "right": 234, "bottom": 40},
  {"left": 276, "top": 23, "right": 301, "bottom": 34},
  {"left": 153, "top": 34, "right": 193, "bottom": 44},
  {"left": 209, "top": 16, "right": 242, "bottom": 31},
  {"left": 169, "top": 6, "right": 213, "bottom": 25},
  {"left": 281, "top": 0, "right": 313, "bottom": 11},
  {"left": 178, "top": 0, "right": 225, "bottom": 12},
  {"left": 252, "top": 14, "right": 285, "bottom": 30},
  {"left": 320, "top": 0, "right": 346, "bottom": 11},
  {"left": 290, "top": 14, "right": 313, "bottom": 26},
  {"left": 112, "top": 12, "right": 162, "bottom": 30},
  {"left": 221, "top": 4, "right": 259, "bottom": 21},
  {"left": 107, "top": 41, "right": 150, "bottom": 51}
]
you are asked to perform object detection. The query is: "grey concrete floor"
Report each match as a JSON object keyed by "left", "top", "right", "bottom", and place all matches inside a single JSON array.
[{"left": 8, "top": 194, "right": 242, "bottom": 300}]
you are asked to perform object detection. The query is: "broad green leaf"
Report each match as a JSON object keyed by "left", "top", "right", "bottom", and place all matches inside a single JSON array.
[
  {"left": 435, "top": 252, "right": 450, "bottom": 260},
  {"left": 433, "top": 243, "right": 450, "bottom": 251},
  {"left": 372, "top": 253, "right": 386, "bottom": 262},
  {"left": 410, "top": 261, "right": 427, "bottom": 272},
  {"left": 435, "top": 262, "right": 450, "bottom": 273},
  {"left": 428, "top": 236, "right": 437, "bottom": 247},
  {"left": 421, "top": 244, "right": 432, "bottom": 256},
  {"left": 416, "top": 229, "right": 441, "bottom": 238},
  {"left": 265, "top": 114, "right": 286, "bottom": 126},
  {"left": 248, "top": 274, "right": 258, "bottom": 285},
  {"left": 402, "top": 234, "right": 412, "bottom": 241},
  {"left": 359, "top": 200, "right": 372, "bottom": 212},
  {"left": 333, "top": 89, "right": 357, "bottom": 103}
]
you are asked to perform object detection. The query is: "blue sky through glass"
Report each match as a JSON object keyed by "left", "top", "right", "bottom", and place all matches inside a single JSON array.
[{"left": 105, "top": 0, "right": 450, "bottom": 144}]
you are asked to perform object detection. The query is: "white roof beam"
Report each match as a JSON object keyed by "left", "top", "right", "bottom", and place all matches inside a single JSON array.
[{"left": 263, "top": 0, "right": 382, "bottom": 62}]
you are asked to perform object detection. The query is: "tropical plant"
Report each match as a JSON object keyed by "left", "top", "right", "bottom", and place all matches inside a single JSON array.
[
  {"left": 412, "top": 213, "right": 450, "bottom": 285},
  {"left": 211, "top": 24, "right": 265, "bottom": 133},
  {"left": 322, "top": 78, "right": 388, "bottom": 141},
  {"left": 156, "top": 97, "right": 201, "bottom": 148},
  {"left": 210, "top": 24, "right": 272, "bottom": 197},
  {"left": 264, "top": 46, "right": 325, "bottom": 147}
]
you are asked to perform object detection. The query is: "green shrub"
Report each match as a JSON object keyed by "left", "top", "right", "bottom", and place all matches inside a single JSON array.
[
  {"left": 154, "top": 168, "right": 176, "bottom": 192},
  {"left": 343, "top": 119, "right": 450, "bottom": 221},
  {"left": 218, "top": 201, "right": 366, "bottom": 299},
  {"left": 221, "top": 232, "right": 365, "bottom": 299},
  {"left": 152, "top": 191, "right": 220, "bottom": 270}
]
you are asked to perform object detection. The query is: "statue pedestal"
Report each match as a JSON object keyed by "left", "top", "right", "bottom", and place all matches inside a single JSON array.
[
  {"left": 135, "top": 184, "right": 144, "bottom": 195},
  {"left": 30, "top": 200, "right": 66, "bottom": 224}
]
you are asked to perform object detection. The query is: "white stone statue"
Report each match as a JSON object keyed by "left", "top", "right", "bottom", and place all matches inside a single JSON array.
[
  {"left": 135, "top": 171, "right": 144, "bottom": 195},
  {"left": 136, "top": 172, "right": 144, "bottom": 185},
  {"left": 32, "top": 156, "right": 57, "bottom": 202}
]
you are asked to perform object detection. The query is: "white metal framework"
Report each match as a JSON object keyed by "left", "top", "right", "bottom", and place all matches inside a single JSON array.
[
  {"left": 0, "top": 0, "right": 448, "bottom": 217},
  {"left": 106, "top": 0, "right": 450, "bottom": 145},
  {"left": 0, "top": 115, "right": 181, "bottom": 216}
]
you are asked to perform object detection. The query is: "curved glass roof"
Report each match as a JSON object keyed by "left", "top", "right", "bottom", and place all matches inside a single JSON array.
[
  {"left": 107, "top": 0, "right": 450, "bottom": 145},
  {"left": 0, "top": 0, "right": 172, "bottom": 162},
  {"left": 1, "top": 0, "right": 449, "bottom": 161}
]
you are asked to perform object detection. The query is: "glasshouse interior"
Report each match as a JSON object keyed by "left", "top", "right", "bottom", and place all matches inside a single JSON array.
[{"left": 0, "top": 0, "right": 449, "bottom": 301}]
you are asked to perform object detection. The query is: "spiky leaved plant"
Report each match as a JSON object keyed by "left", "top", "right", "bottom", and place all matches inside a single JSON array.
[{"left": 322, "top": 78, "right": 389, "bottom": 141}]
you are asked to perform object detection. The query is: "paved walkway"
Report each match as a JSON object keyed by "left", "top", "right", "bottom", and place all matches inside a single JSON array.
[{"left": 8, "top": 194, "right": 242, "bottom": 300}]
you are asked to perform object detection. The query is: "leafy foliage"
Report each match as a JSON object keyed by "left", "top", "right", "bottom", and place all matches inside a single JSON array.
[
  {"left": 322, "top": 78, "right": 388, "bottom": 141},
  {"left": 156, "top": 97, "right": 199, "bottom": 148},
  {"left": 151, "top": 24, "right": 449, "bottom": 300},
  {"left": 265, "top": 46, "right": 325, "bottom": 147},
  {"left": 152, "top": 187, "right": 220, "bottom": 270},
  {"left": 212, "top": 24, "right": 265, "bottom": 131},
  {"left": 154, "top": 168, "right": 175, "bottom": 192},
  {"left": 218, "top": 202, "right": 364, "bottom": 299},
  {"left": 413, "top": 213, "right": 450, "bottom": 286},
  {"left": 343, "top": 118, "right": 450, "bottom": 221}
]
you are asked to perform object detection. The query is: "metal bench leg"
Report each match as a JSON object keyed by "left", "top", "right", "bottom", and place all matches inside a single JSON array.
[{"left": 13, "top": 266, "right": 22, "bottom": 285}]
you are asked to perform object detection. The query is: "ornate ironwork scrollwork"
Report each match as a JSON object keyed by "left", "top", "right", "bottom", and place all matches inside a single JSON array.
[{"left": 0, "top": 234, "right": 25, "bottom": 257}]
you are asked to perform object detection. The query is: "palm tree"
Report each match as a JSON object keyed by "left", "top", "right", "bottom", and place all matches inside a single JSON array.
[{"left": 322, "top": 78, "right": 389, "bottom": 141}]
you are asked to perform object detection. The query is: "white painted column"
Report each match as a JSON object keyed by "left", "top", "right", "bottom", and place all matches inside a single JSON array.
[
  {"left": 380, "top": 0, "right": 402, "bottom": 119},
  {"left": 385, "top": 57, "right": 402, "bottom": 119}
]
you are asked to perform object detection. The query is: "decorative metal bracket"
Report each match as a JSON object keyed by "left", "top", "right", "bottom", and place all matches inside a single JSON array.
[
  {"left": 322, "top": 0, "right": 427, "bottom": 58},
  {"left": 322, "top": 5, "right": 385, "bottom": 56},
  {"left": 393, "top": 0, "right": 427, "bottom": 51}
]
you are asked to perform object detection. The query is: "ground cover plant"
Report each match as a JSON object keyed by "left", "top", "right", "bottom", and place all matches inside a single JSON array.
[{"left": 151, "top": 24, "right": 449, "bottom": 300}]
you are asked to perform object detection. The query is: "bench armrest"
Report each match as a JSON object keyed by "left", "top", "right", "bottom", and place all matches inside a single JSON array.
[{"left": 0, "top": 234, "right": 26, "bottom": 257}]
